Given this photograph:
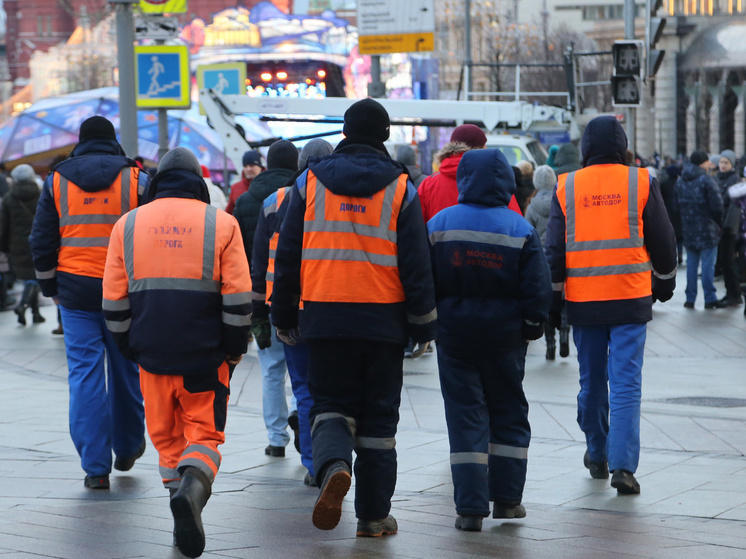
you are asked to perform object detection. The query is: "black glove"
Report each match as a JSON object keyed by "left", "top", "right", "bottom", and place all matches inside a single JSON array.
[
  {"left": 651, "top": 276, "right": 675, "bottom": 303},
  {"left": 522, "top": 320, "right": 544, "bottom": 341},
  {"left": 251, "top": 317, "right": 272, "bottom": 350},
  {"left": 276, "top": 327, "right": 301, "bottom": 346}
]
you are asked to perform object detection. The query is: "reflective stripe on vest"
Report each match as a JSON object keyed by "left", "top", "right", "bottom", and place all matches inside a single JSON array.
[
  {"left": 54, "top": 167, "right": 138, "bottom": 278},
  {"left": 559, "top": 165, "right": 652, "bottom": 303},
  {"left": 300, "top": 172, "right": 407, "bottom": 304},
  {"left": 122, "top": 205, "right": 221, "bottom": 294},
  {"left": 265, "top": 187, "right": 290, "bottom": 304}
]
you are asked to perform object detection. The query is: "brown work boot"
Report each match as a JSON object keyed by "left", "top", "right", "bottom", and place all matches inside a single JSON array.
[
  {"left": 357, "top": 514, "right": 398, "bottom": 537},
  {"left": 312, "top": 460, "right": 351, "bottom": 530}
]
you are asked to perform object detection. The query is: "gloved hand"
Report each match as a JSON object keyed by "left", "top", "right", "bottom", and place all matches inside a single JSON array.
[
  {"left": 548, "top": 290, "right": 564, "bottom": 329},
  {"left": 522, "top": 320, "right": 544, "bottom": 341},
  {"left": 652, "top": 276, "right": 675, "bottom": 303},
  {"left": 251, "top": 317, "right": 272, "bottom": 349},
  {"left": 276, "top": 327, "right": 300, "bottom": 346}
]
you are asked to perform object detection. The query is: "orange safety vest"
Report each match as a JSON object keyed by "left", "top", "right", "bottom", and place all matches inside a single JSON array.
[
  {"left": 54, "top": 166, "right": 139, "bottom": 278},
  {"left": 300, "top": 171, "right": 408, "bottom": 304},
  {"left": 557, "top": 164, "right": 652, "bottom": 303},
  {"left": 266, "top": 186, "right": 290, "bottom": 304}
]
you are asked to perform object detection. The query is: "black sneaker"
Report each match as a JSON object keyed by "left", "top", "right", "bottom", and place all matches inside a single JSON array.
[
  {"left": 583, "top": 450, "right": 609, "bottom": 479},
  {"left": 611, "top": 469, "right": 640, "bottom": 494},
  {"left": 356, "top": 514, "right": 398, "bottom": 537},
  {"left": 265, "top": 444, "right": 285, "bottom": 457},
  {"left": 492, "top": 502, "right": 526, "bottom": 519},
  {"left": 312, "top": 460, "right": 351, "bottom": 530},
  {"left": 114, "top": 439, "right": 146, "bottom": 471},
  {"left": 455, "top": 515, "right": 482, "bottom": 531},
  {"left": 288, "top": 411, "right": 301, "bottom": 453},
  {"left": 683, "top": 301, "right": 695, "bottom": 309},
  {"left": 704, "top": 299, "right": 728, "bottom": 309},
  {"left": 84, "top": 474, "right": 110, "bottom": 489}
]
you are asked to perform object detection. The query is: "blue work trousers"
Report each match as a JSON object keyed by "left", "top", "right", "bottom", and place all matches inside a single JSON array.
[
  {"left": 258, "top": 327, "right": 291, "bottom": 447},
  {"left": 61, "top": 306, "right": 144, "bottom": 477},
  {"left": 574, "top": 323, "right": 646, "bottom": 473},
  {"left": 284, "top": 342, "right": 314, "bottom": 476},
  {"left": 308, "top": 339, "right": 403, "bottom": 521},
  {"left": 438, "top": 345, "right": 530, "bottom": 516},
  {"left": 685, "top": 245, "right": 718, "bottom": 304}
]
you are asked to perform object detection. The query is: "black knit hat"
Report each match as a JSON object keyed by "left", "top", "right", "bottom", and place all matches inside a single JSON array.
[
  {"left": 343, "top": 98, "right": 390, "bottom": 142},
  {"left": 79, "top": 116, "right": 117, "bottom": 142},
  {"left": 690, "top": 150, "right": 709, "bottom": 166},
  {"left": 266, "top": 139, "right": 298, "bottom": 171}
]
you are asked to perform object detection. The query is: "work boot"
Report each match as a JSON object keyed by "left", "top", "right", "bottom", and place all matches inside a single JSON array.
[
  {"left": 114, "top": 439, "right": 146, "bottom": 472},
  {"left": 455, "top": 515, "right": 482, "bottom": 532},
  {"left": 265, "top": 444, "right": 285, "bottom": 457},
  {"left": 559, "top": 325, "right": 570, "bottom": 357},
  {"left": 29, "top": 283, "right": 44, "bottom": 323},
  {"left": 356, "top": 515, "right": 398, "bottom": 537},
  {"left": 312, "top": 460, "right": 351, "bottom": 530},
  {"left": 288, "top": 410, "right": 301, "bottom": 453},
  {"left": 170, "top": 466, "right": 212, "bottom": 558},
  {"left": 544, "top": 325, "right": 556, "bottom": 360},
  {"left": 583, "top": 450, "right": 609, "bottom": 479},
  {"left": 411, "top": 341, "right": 429, "bottom": 359},
  {"left": 611, "top": 469, "right": 640, "bottom": 495},
  {"left": 14, "top": 282, "right": 32, "bottom": 325},
  {"left": 84, "top": 474, "right": 110, "bottom": 489},
  {"left": 492, "top": 502, "right": 526, "bottom": 519}
]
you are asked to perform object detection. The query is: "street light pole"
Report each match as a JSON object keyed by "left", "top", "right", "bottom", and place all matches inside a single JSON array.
[
  {"left": 624, "top": 0, "right": 636, "bottom": 156},
  {"left": 109, "top": 0, "right": 139, "bottom": 157}
]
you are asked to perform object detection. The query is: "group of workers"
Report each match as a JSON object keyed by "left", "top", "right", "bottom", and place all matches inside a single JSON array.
[{"left": 27, "top": 98, "right": 677, "bottom": 557}]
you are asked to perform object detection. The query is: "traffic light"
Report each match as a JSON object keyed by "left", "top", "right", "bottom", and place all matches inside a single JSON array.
[
  {"left": 647, "top": 0, "right": 666, "bottom": 79},
  {"left": 611, "top": 40, "right": 643, "bottom": 107}
]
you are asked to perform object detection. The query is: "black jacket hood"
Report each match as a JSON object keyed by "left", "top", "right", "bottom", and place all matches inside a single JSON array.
[
  {"left": 55, "top": 138, "right": 135, "bottom": 192},
  {"left": 456, "top": 148, "right": 515, "bottom": 207},
  {"left": 145, "top": 169, "right": 210, "bottom": 204},
  {"left": 309, "top": 142, "right": 406, "bottom": 197},
  {"left": 581, "top": 116, "right": 628, "bottom": 167}
]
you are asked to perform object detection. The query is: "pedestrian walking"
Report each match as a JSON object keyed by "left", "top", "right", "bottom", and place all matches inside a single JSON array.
[
  {"left": 675, "top": 150, "right": 727, "bottom": 309},
  {"left": 715, "top": 150, "right": 743, "bottom": 305},
  {"left": 0, "top": 164, "right": 43, "bottom": 325},
  {"left": 29, "top": 116, "right": 150, "bottom": 490},
  {"left": 225, "top": 149, "right": 264, "bottom": 214},
  {"left": 428, "top": 148, "right": 551, "bottom": 531},
  {"left": 235, "top": 139, "right": 300, "bottom": 457},
  {"left": 102, "top": 147, "right": 252, "bottom": 558},
  {"left": 271, "top": 98, "right": 437, "bottom": 536},
  {"left": 544, "top": 116, "right": 677, "bottom": 495}
]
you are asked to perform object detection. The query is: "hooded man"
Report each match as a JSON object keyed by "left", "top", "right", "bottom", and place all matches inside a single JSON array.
[
  {"left": 428, "top": 148, "right": 551, "bottom": 531},
  {"left": 102, "top": 147, "right": 252, "bottom": 558},
  {"left": 270, "top": 98, "right": 437, "bottom": 537},
  {"left": 544, "top": 116, "right": 677, "bottom": 495},
  {"left": 225, "top": 149, "right": 264, "bottom": 214},
  {"left": 30, "top": 115, "right": 150, "bottom": 490}
]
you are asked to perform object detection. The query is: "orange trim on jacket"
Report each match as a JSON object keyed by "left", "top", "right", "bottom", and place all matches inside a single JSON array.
[
  {"left": 557, "top": 165, "right": 652, "bottom": 303},
  {"left": 54, "top": 166, "right": 139, "bottom": 278},
  {"left": 300, "top": 171, "right": 407, "bottom": 304}
]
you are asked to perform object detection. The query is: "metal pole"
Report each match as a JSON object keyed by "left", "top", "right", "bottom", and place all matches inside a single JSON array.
[
  {"left": 369, "top": 55, "right": 385, "bottom": 98},
  {"left": 465, "top": 0, "right": 472, "bottom": 99},
  {"left": 158, "top": 108, "right": 169, "bottom": 160},
  {"left": 515, "top": 65, "right": 520, "bottom": 101},
  {"left": 111, "top": 0, "right": 138, "bottom": 157},
  {"left": 624, "top": 0, "right": 636, "bottom": 156}
]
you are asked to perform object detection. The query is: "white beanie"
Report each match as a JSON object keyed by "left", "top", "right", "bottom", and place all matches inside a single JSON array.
[
  {"left": 10, "top": 164, "right": 35, "bottom": 183},
  {"left": 533, "top": 165, "right": 557, "bottom": 191}
]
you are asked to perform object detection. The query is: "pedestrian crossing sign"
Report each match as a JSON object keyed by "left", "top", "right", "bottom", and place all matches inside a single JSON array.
[
  {"left": 196, "top": 63, "right": 247, "bottom": 115},
  {"left": 134, "top": 45, "right": 191, "bottom": 109}
]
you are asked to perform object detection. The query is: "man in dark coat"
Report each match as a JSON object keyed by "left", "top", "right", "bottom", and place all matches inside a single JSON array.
[
  {"left": 271, "top": 98, "right": 436, "bottom": 537},
  {"left": 714, "top": 150, "right": 742, "bottom": 305},
  {"left": 675, "top": 150, "right": 726, "bottom": 309}
]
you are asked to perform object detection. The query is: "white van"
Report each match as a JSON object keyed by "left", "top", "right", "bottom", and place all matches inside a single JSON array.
[{"left": 484, "top": 134, "right": 548, "bottom": 167}]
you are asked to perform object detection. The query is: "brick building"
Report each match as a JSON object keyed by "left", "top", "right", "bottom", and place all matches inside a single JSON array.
[{"left": 3, "top": 1, "right": 293, "bottom": 92}]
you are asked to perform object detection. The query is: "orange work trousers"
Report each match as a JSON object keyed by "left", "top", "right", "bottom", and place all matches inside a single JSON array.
[{"left": 139, "top": 362, "right": 230, "bottom": 489}]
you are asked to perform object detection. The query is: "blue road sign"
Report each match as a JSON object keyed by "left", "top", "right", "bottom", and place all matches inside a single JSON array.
[
  {"left": 203, "top": 69, "right": 241, "bottom": 95},
  {"left": 135, "top": 45, "right": 191, "bottom": 109}
]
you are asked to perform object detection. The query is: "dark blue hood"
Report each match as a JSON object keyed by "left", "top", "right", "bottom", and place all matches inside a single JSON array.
[
  {"left": 456, "top": 148, "right": 515, "bottom": 207},
  {"left": 681, "top": 161, "right": 706, "bottom": 182},
  {"left": 581, "top": 116, "right": 627, "bottom": 167},
  {"left": 309, "top": 144, "right": 405, "bottom": 197},
  {"left": 55, "top": 138, "right": 134, "bottom": 192}
]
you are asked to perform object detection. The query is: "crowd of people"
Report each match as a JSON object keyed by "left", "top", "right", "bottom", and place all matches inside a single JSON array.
[{"left": 0, "top": 104, "right": 741, "bottom": 558}]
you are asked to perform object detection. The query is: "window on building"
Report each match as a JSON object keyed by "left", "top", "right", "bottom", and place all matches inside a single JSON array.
[
  {"left": 37, "top": 15, "right": 43, "bottom": 36},
  {"left": 46, "top": 15, "right": 53, "bottom": 37}
]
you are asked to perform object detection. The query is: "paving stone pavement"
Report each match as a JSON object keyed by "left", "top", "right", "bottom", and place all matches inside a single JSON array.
[{"left": 1, "top": 270, "right": 746, "bottom": 558}]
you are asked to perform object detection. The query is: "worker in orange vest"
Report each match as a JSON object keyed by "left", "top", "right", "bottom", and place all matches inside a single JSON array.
[
  {"left": 544, "top": 116, "right": 677, "bottom": 495},
  {"left": 30, "top": 116, "right": 150, "bottom": 490},
  {"left": 102, "top": 147, "right": 252, "bottom": 558},
  {"left": 271, "top": 99, "right": 437, "bottom": 537}
]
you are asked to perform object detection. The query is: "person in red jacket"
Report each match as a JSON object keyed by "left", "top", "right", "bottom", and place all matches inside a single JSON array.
[
  {"left": 418, "top": 125, "right": 521, "bottom": 222},
  {"left": 225, "top": 149, "right": 264, "bottom": 214}
]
